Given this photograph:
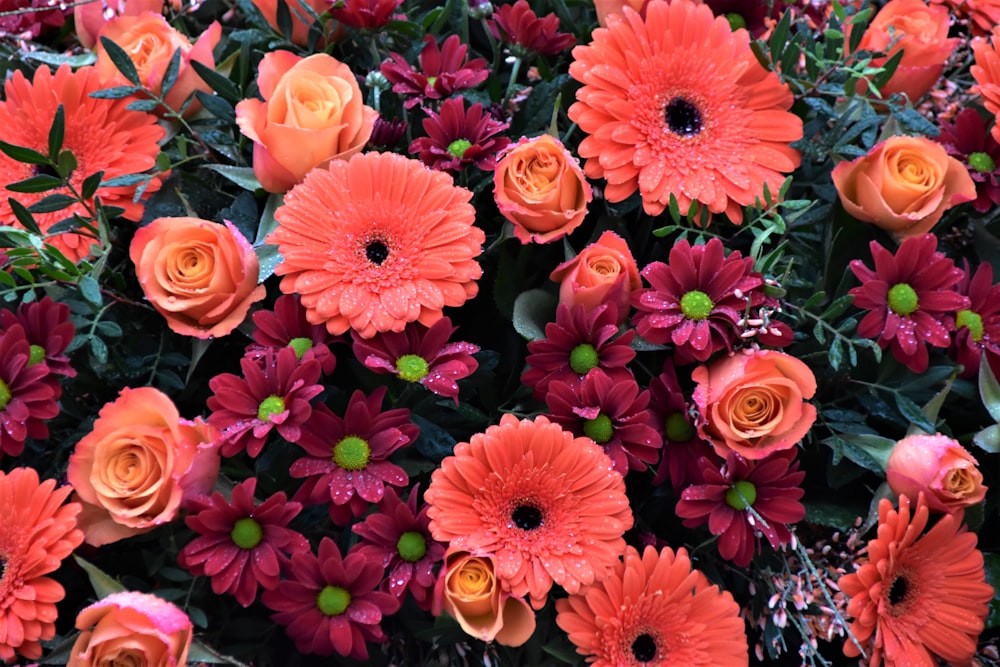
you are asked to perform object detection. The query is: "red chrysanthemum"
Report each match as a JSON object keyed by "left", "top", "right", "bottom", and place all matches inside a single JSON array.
[
  {"left": 424, "top": 413, "right": 634, "bottom": 609},
  {"left": 848, "top": 234, "right": 970, "bottom": 373},
  {"left": 408, "top": 96, "right": 511, "bottom": 173},
  {"left": 0, "top": 65, "right": 164, "bottom": 262},
  {"left": 207, "top": 346, "right": 323, "bottom": 458},
  {"left": 0, "top": 0, "right": 64, "bottom": 38},
  {"left": 0, "top": 296, "right": 75, "bottom": 378},
  {"left": 246, "top": 294, "right": 340, "bottom": 375},
  {"left": 675, "top": 449, "right": 805, "bottom": 567},
  {"left": 521, "top": 303, "right": 636, "bottom": 400},
  {"left": 0, "top": 325, "right": 59, "bottom": 459},
  {"left": 290, "top": 388, "right": 418, "bottom": 525},
  {"left": 952, "top": 261, "right": 1000, "bottom": 377},
  {"left": 555, "top": 544, "right": 748, "bottom": 666},
  {"left": 269, "top": 151, "right": 485, "bottom": 338},
  {"left": 351, "top": 485, "right": 446, "bottom": 610},
  {"left": 839, "top": 494, "right": 994, "bottom": 667},
  {"left": 490, "top": 0, "right": 576, "bottom": 56},
  {"left": 261, "top": 537, "right": 400, "bottom": 659},
  {"left": 0, "top": 467, "right": 83, "bottom": 662},
  {"left": 329, "top": 0, "right": 401, "bottom": 29},
  {"left": 648, "top": 361, "right": 717, "bottom": 493},
  {"left": 936, "top": 108, "right": 1000, "bottom": 213},
  {"left": 972, "top": 26, "right": 1000, "bottom": 144},
  {"left": 381, "top": 35, "right": 489, "bottom": 109},
  {"left": 179, "top": 478, "right": 309, "bottom": 607},
  {"left": 568, "top": 0, "right": 802, "bottom": 221}
]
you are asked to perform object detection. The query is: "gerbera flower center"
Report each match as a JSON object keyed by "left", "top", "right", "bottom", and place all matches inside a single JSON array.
[
  {"left": 569, "top": 343, "right": 599, "bottom": 374},
  {"left": 28, "top": 344, "right": 46, "bottom": 366},
  {"left": 333, "top": 435, "right": 371, "bottom": 471},
  {"left": 725, "top": 480, "right": 757, "bottom": 510},
  {"left": 0, "top": 379, "right": 11, "bottom": 411},
  {"left": 365, "top": 240, "right": 390, "bottom": 265},
  {"left": 448, "top": 138, "right": 472, "bottom": 158},
  {"left": 887, "top": 283, "right": 919, "bottom": 316},
  {"left": 725, "top": 12, "right": 747, "bottom": 30},
  {"left": 396, "top": 354, "right": 430, "bottom": 382},
  {"left": 257, "top": 395, "right": 286, "bottom": 422},
  {"left": 288, "top": 337, "right": 314, "bottom": 359},
  {"left": 969, "top": 151, "right": 996, "bottom": 173},
  {"left": 957, "top": 309, "right": 985, "bottom": 341},
  {"left": 665, "top": 412, "right": 696, "bottom": 442},
  {"left": 887, "top": 570, "right": 915, "bottom": 612},
  {"left": 316, "top": 585, "right": 351, "bottom": 616},
  {"left": 396, "top": 530, "right": 428, "bottom": 562},
  {"left": 664, "top": 97, "right": 703, "bottom": 136},
  {"left": 631, "top": 632, "right": 658, "bottom": 662},
  {"left": 32, "top": 163, "right": 58, "bottom": 178},
  {"left": 511, "top": 503, "right": 543, "bottom": 530},
  {"left": 230, "top": 517, "right": 263, "bottom": 550},
  {"left": 583, "top": 413, "right": 614, "bottom": 444},
  {"left": 679, "top": 289, "right": 714, "bottom": 320}
]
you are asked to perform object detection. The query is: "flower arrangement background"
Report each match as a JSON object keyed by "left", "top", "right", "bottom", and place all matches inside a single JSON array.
[{"left": 0, "top": 0, "right": 999, "bottom": 664}]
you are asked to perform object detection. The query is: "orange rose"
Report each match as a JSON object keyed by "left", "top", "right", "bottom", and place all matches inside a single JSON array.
[
  {"left": 74, "top": 0, "right": 163, "bottom": 49},
  {"left": 249, "top": 0, "right": 334, "bottom": 45},
  {"left": 494, "top": 134, "right": 592, "bottom": 244},
  {"left": 67, "top": 386, "right": 220, "bottom": 547},
  {"left": 95, "top": 12, "right": 221, "bottom": 117},
  {"left": 69, "top": 591, "right": 192, "bottom": 666},
  {"left": 432, "top": 550, "right": 536, "bottom": 647},
  {"left": 130, "top": 217, "right": 266, "bottom": 339},
  {"left": 887, "top": 433, "right": 987, "bottom": 514},
  {"left": 236, "top": 51, "right": 377, "bottom": 193},
  {"left": 692, "top": 349, "right": 817, "bottom": 460},
  {"left": 549, "top": 231, "right": 641, "bottom": 323},
  {"left": 831, "top": 135, "right": 976, "bottom": 239}
]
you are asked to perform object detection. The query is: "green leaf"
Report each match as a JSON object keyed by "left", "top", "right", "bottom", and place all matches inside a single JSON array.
[
  {"left": 983, "top": 553, "right": 1000, "bottom": 629},
  {"left": 126, "top": 99, "right": 160, "bottom": 112},
  {"left": 202, "top": 164, "right": 262, "bottom": 192},
  {"left": 973, "top": 424, "right": 1000, "bottom": 453},
  {"left": 24, "top": 50, "right": 97, "bottom": 68},
  {"left": 88, "top": 85, "right": 142, "bottom": 99},
  {"left": 820, "top": 294, "right": 854, "bottom": 320},
  {"left": 191, "top": 60, "right": 242, "bottom": 104},
  {"left": 255, "top": 244, "right": 282, "bottom": 282},
  {"left": 28, "top": 194, "right": 76, "bottom": 214},
  {"left": 160, "top": 48, "right": 182, "bottom": 99},
  {"left": 195, "top": 90, "right": 236, "bottom": 122},
  {"left": 90, "top": 336, "right": 108, "bottom": 363},
  {"left": 803, "top": 500, "right": 862, "bottom": 530},
  {"left": 275, "top": 0, "right": 293, "bottom": 39},
  {"left": 7, "top": 198, "right": 42, "bottom": 235},
  {"left": 99, "top": 36, "right": 141, "bottom": 85},
  {"left": 907, "top": 373, "right": 955, "bottom": 437},
  {"left": 768, "top": 10, "right": 793, "bottom": 63},
  {"left": 81, "top": 171, "right": 105, "bottom": 200},
  {"left": 101, "top": 173, "right": 148, "bottom": 188},
  {"left": 893, "top": 392, "right": 936, "bottom": 434},
  {"left": 79, "top": 274, "right": 103, "bottom": 307},
  {"left": 187, "top": 640, "right": 252, "bottom": 666},
  {"left": 56, "top": 149, "right": 77, "bottom": 178},
  {"left": 48, "top": 104, "right": 65, "bottom": 161},
  {"left": 6, "top": 174, "right": 63, "bottom": 193},
  {"left": 979, "top": 353, "right": 1000, "bottom": 421},
  {"left": 411, "top": 414, "right": 457, "bottom": 461},
  {"left": 512, "top": 288, "right": 557, "bottom": 342},
  {"left": 75, "top": 556, "right": 127, "bottom": 598},
  {"left": 0, "top": 141, "right": 49, "bottom": 165}
]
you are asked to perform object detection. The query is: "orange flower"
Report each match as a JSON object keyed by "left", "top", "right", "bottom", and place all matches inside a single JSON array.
[
  {"left": 555, "top": 545, "right": 748, "bottom": 666},
  {"left": 831, "top": 135, "right": 976, "bottom": 239},
  {"left": 432, "top": 549, "right": 536, "bottom": 647},
  {"left": 972, "top": 26, "right": 1000, "bottom": 144},
  {"left": 887, "top": 433, "right": 987, "bottom": 514},
  {"left": 493, "top": 134, "right": 592, "bottom": 244},
  {"left": 568, "top": 0, "right": 801, "bottom": 222},
  {"left": 248, "top": 0, "right": 333, "bottom": 45},
  {"left": 95, "top": 12, "right": 221, "bottom": 116},
  {"left": 692, "top": 349, "right": 817, "bottom": 460},
  {"left": 593, "top": 0, "right": 649, "bottom": 26},
  {"left": 0, "top": 65, "right": 164, "bottom": 263},
  {"left": 269, "top": 151, "right": 485, "bottom": 339},
  {"left": 549, "top": 230, "right": 641, "bottom": 323},
  {"left": 236, "top": 51, "right": 377, "bottom": 193},
  {"left": 68, "top": 591, "right": 193, "bottom": 667},
  {"left": 130, "top": 217, "right": 267, "bottom": 339},
  {"left": 67, "top": 386, "right": 220, "bottom": 547},
  {"left": 0, "top": 468, "right": 83, "bottom": 663},
  {"left": 74, "top": 0, "right": 163, "bottom": 49}
]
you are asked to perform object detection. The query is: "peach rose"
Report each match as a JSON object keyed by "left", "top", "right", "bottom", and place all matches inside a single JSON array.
[
  {"left": 75, "top": 0, "right": 163, "bottom": 49},
  {"left": 236, "top": 51, "right": 377, "bottom": 193},
  {"left": 130, "top": 217, "right": 267, "bottom": 339},
  {"left": 494, "top": 134, "right": 592, "bottom": 244},
  {"left": 549, "top": 231, "right": 641, "bottom": 324},
  {"left": 249, "top": 0, "right": 334, "bottom": 45},
  {"left": 432, "top": 550, "right": 536, "bottom": 647},
  {"left": 692, "top": 349, "right": 817, "bottom": 460},
  {"left": 831, "top": 135, "right": 976, "bottom": 239},
  {"left": 67, "top": 386, "right": 220, "bottom": 547},
  {"left": 95, "top": 12, "right": 221, "bottom": 117},
  {"left": 69, "top": 591, "right": 192, "bottom": 667},
  {"left": 887, "top": 433, "right": 987, "bottom": 514}
]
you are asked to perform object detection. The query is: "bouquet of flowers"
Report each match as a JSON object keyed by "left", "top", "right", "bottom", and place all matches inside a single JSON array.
[{"left": 0, "top": 0, "right": 997, "bottom": 664}]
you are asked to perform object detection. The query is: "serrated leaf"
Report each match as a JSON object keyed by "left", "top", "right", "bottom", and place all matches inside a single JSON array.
[
  {"left": 512, "top": 288, "right": 557, "bottom": 342},
  {"left": 979, "top": 353, "right": 1000, "bottom": 422},
  {"left": 100, "top": 36, "right": 140, "bottom": 85},
  {"left": 6, "top": 174, "right": 63, "bottom": 193},
  {"left": 28, "top": 194, "right": 76, "bottom": 214},
  {"left": 0, "top": 141, "right": 49, "bottom": 165},
  {"left": 75, "top": 556, "right": 127, "bottom": 597},
  {"left": 48, "top": 104, "right": 64, "bottom": 160}
]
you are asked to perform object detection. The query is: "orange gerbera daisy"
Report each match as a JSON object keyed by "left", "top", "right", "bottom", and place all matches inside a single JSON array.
[
  {"left": 972, "top": 26, "right": 1000, "bottom": 144},
  {"left": 839, "top": 494, "right": 993, "bottom": 667},
  {"left": 269, "top": 151, "right": 485, "bottom": 339},
  {"left": 568, "top": 0, "right": 802, "bottom": 222},
  {"left": 0, "top": 467, "right": 84, "bottom": 662},
  {"left": 555, "top": 545, "right": 748, "bottom": 666},
  {"left": 0, "top": 65, "right": 165, "bottom": 263},
  {"left": 423, "top": 413, "right": 633, "bottom": 609}
]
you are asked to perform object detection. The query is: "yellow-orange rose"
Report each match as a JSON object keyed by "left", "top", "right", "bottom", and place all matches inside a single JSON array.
[
  {"left": 432, "top": 550, "right": 536, "bottom": 647},
  {"left": 549, "top": 230, "right": 641, "bottom": 323},
  {"left": 236, "top": 51, "right": 377, "bottom": 193},
  {"left": 831, "top": 135, "right": 976, "bottom": 239},
  {"left": 494, "top": 134, "right": 592, "bottom": 244},
  {"left": 692, "top": 349, "right": 817, "bottom": 460},
  {"left": 67, "top": 386, "right": 220, "bottom": 547},
  {"left": 69, "top": 591, "right": 192, "bottom": 666},
  {"left": 130, "top": 217, "right": 266, "bottom": 339}
]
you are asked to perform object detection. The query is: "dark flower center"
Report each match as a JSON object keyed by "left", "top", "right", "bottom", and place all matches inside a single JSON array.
[
  {"left": 888, "top": 575, "right": 908, "bottom": 605},
  {"left": 665, "top": 97, "right": 702, "bottom": 136},
  {"left": 512, "top": 504, "right": 543, "bottom": 530},
  {"left": 631, "top": 633, "right": 657, "bottom": 662},
  {"left": 316, "top": 585, "right": 351, "bottom": 616},
  {"left": 230, "top": 517, "right": 263, "bottom": 550},
  {"left": 33, "top": 163, "right": 58, "bottom": 178},
  {"left": 887, "top": 283, "right": 919, "bottom": 316},
  {"left": 366, "top": 240, "right": 390, "bottom": 265},
  {"left": 957, "top": 309, "right": 985, "bottom": 341}
]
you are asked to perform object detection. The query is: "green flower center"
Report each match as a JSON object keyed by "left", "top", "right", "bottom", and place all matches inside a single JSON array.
[
  {"left": 333, "top": 435, "right": 371, "bottom": 471},
  {"left": 665, "top": 412, "right": 696, "bottom": 442},
  {"left": 0, "top": 379, "right": 11, "bottom": 411},
  {"left": 230, "top": 517, "right": 263, "bottom": 550},
  {"left": 396, "top": 354, "right": 430, "bottom": 382},
  {"left": 257, "top": 395, "right": 286, "bottom": 422},
  {"left": 725, "top": 12, "right": 747, "bottom": 30},
  {"left": 887, "top": 283, "right": 919, "bottom": 316},
  {"left": 725, "top": 480, "right": 758, "bottom": 511},
  {"left": 583, "top": 413, "right": 614, "bottom": 444},
  {"left": 288, "top": 337, "right": 313, "bottom": 359},
  {"left": 396, "top": 530, "right": 428, "bottom": 562},
  {"left": 969, "top": 151, "right": 996, "bottom": 173},
  {"left": 316, "top": 585, "right": 351, "bottom": 616},
  {"left": 426, "top": 75, "right": 438, "bottom": 87},
  {"left": 569, "top": 343, "right": 599, "bottom": 374},
  {"left": 28, "top": 344, "right": 46, "bottom": 366},
  {"left": 447, "top": 139, "right": 472, "bottom": 158},
  {"left": 679, "top": 290, "right": 714, "bottom": 320},
  {"left": 957, "top": 309, "right": 985, "bottom": 341}
]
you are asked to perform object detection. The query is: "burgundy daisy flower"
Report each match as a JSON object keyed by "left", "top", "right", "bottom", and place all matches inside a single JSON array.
[
  {"left": 648, "top": 361, "right": 717, "bottom": 494},
  {"left": 546, "top": 369, "right": 662, "bottom": 475},
  {"left": 408, "top": 96, "right": 511, "bottom": 173},
  {"left": 951, "top": 261, "right": 1000, "bottom": 377},
  {"left": 381, "top": 35, "right": 489, "bottom": 109},
  {"left": 521, "top": 303, "right": 636, "bottom": 400},
  {"left": 261, "top": 537, "right": 400, "bottom": 659},
  {"left": 207, "top": 346, "right": 324, "bottom": 458},
  {"left": 704, "top": 0, "right": 785, "bottom": 36},
  {"left": 351, "top": 485, "right": 446, "bottom": 610},
  {"left": 329, "top": 0, "right": 402, "bottom": 29},
  {"left": 290, "top": 388, "right": 418, "bottom": 525},
  {"left": 848, "top": 234, "right": 970, "bottom": 373},
  {"left": 368, "top": 115, "right": 408, "bottom": 149},
  {"left": 0, "top": 325, "right": 58, "bottom": 458},
  {"left": 490, "top": 0, "right": 576, "bottom": 57},
  {"left": 246, "top": 294, "right": 339, "bottom": 375},
  {"left": 0, "top": 0, "right": 65, "bottom": 39},
  {"left": 351, "top": 317, "right": 479, "bottom": 404},
  {"left": 935, "top": 108, "right": 1000, "bottom": 213},
  {"left": 179, "top": 478, "right": 310, "bottom": 607},
  {"left": 632, "top": 238, "right": 764, "bottom": 364},
  {"left": 0, "top": 296, "right": 75, "bottom": 378},
  {"left": 675, "top": 449, "right": 806, "bottom": 567}
]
